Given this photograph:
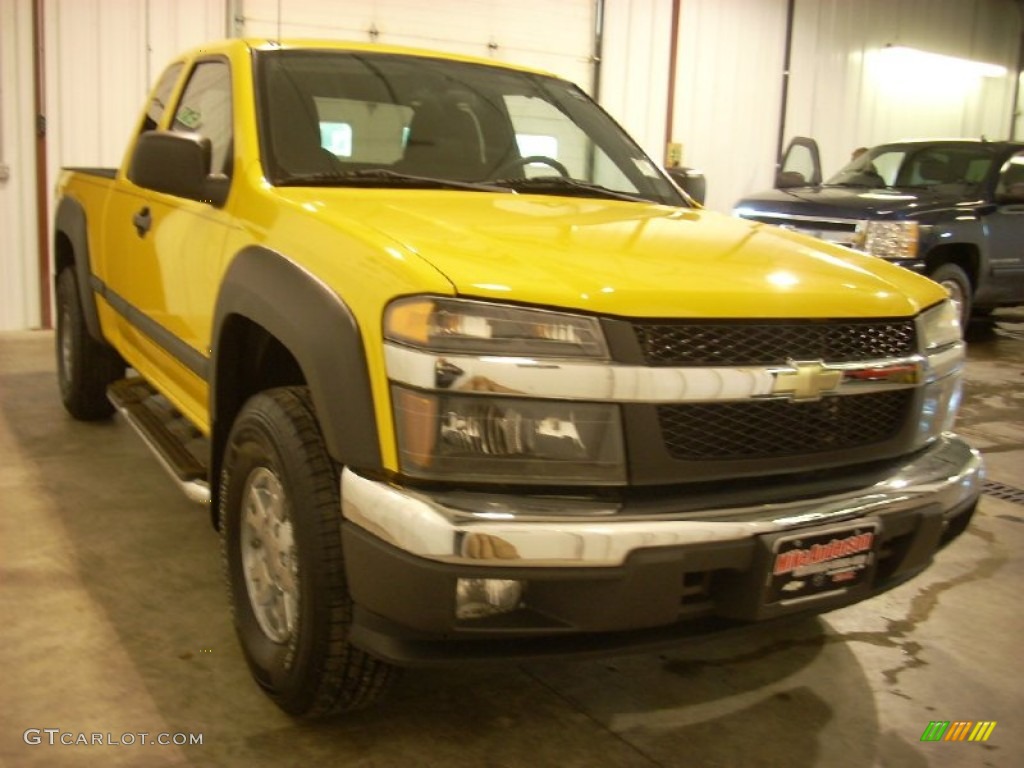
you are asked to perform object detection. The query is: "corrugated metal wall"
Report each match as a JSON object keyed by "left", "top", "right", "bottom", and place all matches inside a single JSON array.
[
  {"left": 598, "top": 0, "right": 674, "bottom": 165},
  {"left": 45, "top": 0, "right": 227, "bottom": 169},
  {"left": 236, "top": 0, "right": 596, "bottom": 90},
  {"left": 670, "top": 0, "right": 1021, "bottom": 213},
  {"left": 0, "top": 0, "right": 1021, "bottom": 330},
  {"left": 671, "top": 0, "right": 790, "bottom": 213},
  {"left": 785, "top": 0, "right": 1020, "bottom": 183},
  {"left": 0, "top": 0, "right": 40, "bottom": 331}
]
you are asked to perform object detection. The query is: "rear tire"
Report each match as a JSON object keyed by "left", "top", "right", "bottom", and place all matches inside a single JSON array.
[
  {"left": 55, "top": 267, "right": 124, "bottom": 420},
  {"left": 220, "top": 386, "right": 395, "bottom": 718},
  {"left": 929, "top": 263, "right": 972, "bottom": 327}
]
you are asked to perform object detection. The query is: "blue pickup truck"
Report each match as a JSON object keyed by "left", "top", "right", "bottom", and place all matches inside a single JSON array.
[{"left": 734, "top": 138, "right": 1024, "bottom": 324}]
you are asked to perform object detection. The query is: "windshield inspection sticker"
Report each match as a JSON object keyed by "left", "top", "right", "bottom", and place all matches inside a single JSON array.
[{"left": 175, "top": 106, "right": 203, "bottom": 130}]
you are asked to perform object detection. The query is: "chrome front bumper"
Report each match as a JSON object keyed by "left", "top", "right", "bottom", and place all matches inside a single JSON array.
[{"left": 341, "top": 435, "right": 983, "bottom": 569}]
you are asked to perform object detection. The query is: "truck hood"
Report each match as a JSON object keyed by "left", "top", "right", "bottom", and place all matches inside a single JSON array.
[
  {"left": 280, "top": 189, "right": 947, "bottom": 319},
  {"left": 735, "top": 184, "right": 977, "bottom": 220}
]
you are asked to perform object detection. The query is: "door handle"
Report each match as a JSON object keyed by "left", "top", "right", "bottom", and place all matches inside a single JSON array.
[{"left": 132, "top": 207, "right": 152, "bottom": 237}]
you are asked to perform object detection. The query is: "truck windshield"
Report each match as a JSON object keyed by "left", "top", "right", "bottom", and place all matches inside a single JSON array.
[
  {"left": 254, "top": 49, "right": 684, "bottom": 206},
  {"left": 826, "top": 144, "right": 997, "bottom": 191}
]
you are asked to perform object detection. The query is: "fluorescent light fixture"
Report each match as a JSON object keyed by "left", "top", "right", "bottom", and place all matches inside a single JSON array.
[{"left": 879, "top": 45, "right": 1007, "bottom": 79}]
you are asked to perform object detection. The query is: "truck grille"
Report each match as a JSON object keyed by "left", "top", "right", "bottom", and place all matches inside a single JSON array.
[
  {"left": 634, "top": 319, "right": 917, "bottom": 366},
  {"left": 737, "top": 212, "right": 860, "bottom": 247},
  {"left": 657, "top": 390, "right": 913, "bottom": 460}
]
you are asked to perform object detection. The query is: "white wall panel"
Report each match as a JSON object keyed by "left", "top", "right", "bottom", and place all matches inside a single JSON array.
[
  {"left": 598, "top": 0, "right": 673, "bottom": 167},
  {"left": 237, "top": 0, "right": 596, "bottom": 89},
  {"left": 48, "top": 0, "right": 148, "bottom": 167},
  {"left": 147, "top": 0, "right": 231, "bottom": 89},
  {"left": 670, "top": 0, "right": 789, "bottom": 212},
  {"left": 786, "top": 0, "right": 1021, "bottom": 182},
  {"left": 671, "top": 0, "right": 1020, "bottom": 214},
  {"left": 45, "top": 0, "right": 226, "bottom": 170},
  {"left": 0, "top": 0, "right": 40, "bottom": 330}
]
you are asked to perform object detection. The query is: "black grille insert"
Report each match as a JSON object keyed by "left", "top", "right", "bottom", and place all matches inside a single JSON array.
[
  {"left": 658, "top": 390, "right": 913, "bottom": 461},
  {"left": 634, "top": 319, "right": 917, "bottom": 366}
]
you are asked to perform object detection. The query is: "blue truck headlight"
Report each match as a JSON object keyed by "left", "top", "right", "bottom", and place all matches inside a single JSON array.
[{"left": 855, "top": 220, "right": 919, "bottom": 260}]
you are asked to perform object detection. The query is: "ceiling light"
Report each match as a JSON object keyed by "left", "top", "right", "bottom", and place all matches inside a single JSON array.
[{"left": 879, "top": 45, "right": 1007, "bottom": 79}]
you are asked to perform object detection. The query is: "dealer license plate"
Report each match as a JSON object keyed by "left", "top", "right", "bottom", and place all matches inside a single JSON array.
[{"left": 766, "top": 524, "right": 878, "bottom": 603}]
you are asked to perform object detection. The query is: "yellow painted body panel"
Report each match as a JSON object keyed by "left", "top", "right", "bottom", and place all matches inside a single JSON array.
[
  {"left": 269, "top": 187, "right": 947, "bottom": 319},
  {"left": 57, "top": 38, "right": 949, "bottom": 472}
]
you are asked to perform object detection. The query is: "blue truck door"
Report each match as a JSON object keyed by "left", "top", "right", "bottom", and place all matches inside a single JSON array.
[
  {"left": 776, "top": 137, "right": 822, "bottom": 189},
  {"left": 986, "top": 152, "right": 1024, "bottom": 303}
]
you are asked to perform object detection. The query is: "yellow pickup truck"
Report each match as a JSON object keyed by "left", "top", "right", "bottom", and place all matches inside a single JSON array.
[{"left": 54, "top": 38, "right": 982, "bottom": 718}]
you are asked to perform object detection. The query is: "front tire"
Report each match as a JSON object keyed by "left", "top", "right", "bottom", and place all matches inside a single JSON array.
[
  {"left": 220, "top": 387, "right": 395, "bottom": 717},
  {"left": 55, "top": 267, "right": 124, "bottom": 420}
]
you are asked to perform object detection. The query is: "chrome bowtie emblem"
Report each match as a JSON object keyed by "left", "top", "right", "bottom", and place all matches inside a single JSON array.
[{"left": 772, "top": 360, "right": 842, "bottom": 402}]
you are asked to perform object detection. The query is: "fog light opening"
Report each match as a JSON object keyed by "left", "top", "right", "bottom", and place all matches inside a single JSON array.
[{"left": 455, "top": 578, "right": 525, "bottom": 620}]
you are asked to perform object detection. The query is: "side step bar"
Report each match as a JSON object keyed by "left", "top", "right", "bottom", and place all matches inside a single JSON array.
[{"left": 108, "top": 377, "right": 211, "bottom": 504}]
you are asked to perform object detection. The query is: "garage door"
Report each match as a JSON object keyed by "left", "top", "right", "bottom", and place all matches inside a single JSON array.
[{"left": 237, "top": 0, "right": 597, "bottom": 91}]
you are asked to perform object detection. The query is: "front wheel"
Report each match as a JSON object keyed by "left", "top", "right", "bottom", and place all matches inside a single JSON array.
[
  {"left": 220, "top": 387, "right": 395, "bottom": 718},
  {"left": 929, "top": 263, "right": 972, "bottom": 328}
]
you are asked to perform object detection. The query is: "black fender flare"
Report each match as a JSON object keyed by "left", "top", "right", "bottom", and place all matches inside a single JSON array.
[
  {"left": 919, "top": 225, "right": 984, "bottom": 290},
  {"left": 54, "top": 196, "right": 105, "bottom": 342},
  {"left": 211, "top": 246, "right": 383, "bottom": 473}
]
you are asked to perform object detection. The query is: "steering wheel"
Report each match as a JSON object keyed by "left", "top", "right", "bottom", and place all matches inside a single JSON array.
[{"left": 492, "top": 155, "right": 570, "bottom": 179}]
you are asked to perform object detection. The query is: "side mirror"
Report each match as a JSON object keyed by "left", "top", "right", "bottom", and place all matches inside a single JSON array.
[
  {"left": 128, "top": 131, "right": 229, "bottom": 206},
  {"left": 665, "top": 166, "right": 706, "bottom": 205}
]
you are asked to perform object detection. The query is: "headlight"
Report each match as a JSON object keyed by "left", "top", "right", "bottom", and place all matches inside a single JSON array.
[
  {"left": 385, "top": 297, "right": 623, "bottom": 484},
  {"left": 385, "top": 296, "right": 608, "bottom": 358},
  {"left": 855, "top": 220, "right": 919, "bottom": 259},
  {"left": 917, "top": 300, "right": 962, "bottom": 351},
  {"left": 391, "top": 386, "right": 626, "bottom": 484}
]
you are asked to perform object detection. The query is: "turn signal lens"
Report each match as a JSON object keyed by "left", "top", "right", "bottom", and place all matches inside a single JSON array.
[{"left": 918, "top": 300, "right": 962, "bottom": 351}]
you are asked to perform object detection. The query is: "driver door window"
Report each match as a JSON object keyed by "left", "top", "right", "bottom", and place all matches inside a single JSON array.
[
  {"left": 996, "top": 152, "right": 1024, "bottom": 203},
  {"left": 172, "top": 60, "right": 233, "bottom": 176}
]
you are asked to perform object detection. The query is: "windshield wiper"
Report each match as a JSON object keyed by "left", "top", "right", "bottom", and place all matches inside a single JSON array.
[
  {"left": 277, "top": 168, "right": 506, "bottom": 193},
  {"left": 491, "top": 176, "right": 650, "bottom": 203}
]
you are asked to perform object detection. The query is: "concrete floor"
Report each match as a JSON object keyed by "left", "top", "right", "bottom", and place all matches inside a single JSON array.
[{"left": 1, "top": 314, "right": 1022, "bottom": 768}]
